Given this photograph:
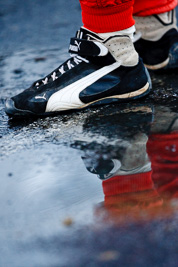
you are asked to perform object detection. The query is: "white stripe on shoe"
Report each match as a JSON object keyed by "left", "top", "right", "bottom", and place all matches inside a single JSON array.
[{"left": 45, "top": 62, "right": 121, "bottom": 112}]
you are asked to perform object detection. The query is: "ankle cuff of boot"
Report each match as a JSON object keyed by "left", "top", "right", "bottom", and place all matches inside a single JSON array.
[{"left": 80, "top": 2, "right": 135, "bottom": 33}]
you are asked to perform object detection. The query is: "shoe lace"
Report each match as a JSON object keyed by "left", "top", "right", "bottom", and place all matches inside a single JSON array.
[{"left": 35, "top": 55, "right": 89, "bottom": 88}]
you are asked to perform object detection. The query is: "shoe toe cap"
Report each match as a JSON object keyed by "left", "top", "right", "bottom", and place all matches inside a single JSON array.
[
  {"left": 5, "top": 98, "right": 33, "bottom": 117},
  {"left": 5, "top": 99, "right": 17, "bottom": 116}
]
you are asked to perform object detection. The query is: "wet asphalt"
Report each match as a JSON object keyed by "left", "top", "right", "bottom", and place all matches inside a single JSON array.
[{"left": 0, "top": 1, "right": 178, "bottom": 267}]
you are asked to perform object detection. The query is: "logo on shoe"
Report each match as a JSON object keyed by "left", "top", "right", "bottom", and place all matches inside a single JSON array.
[
  {"left": 34, "top": 93, "right": 47, "bottom": 101},
  {"left": 75, "top": 40, "right": 81, "bottom": 50},
  {"left": 69, "top": 41, "right": 81, "bottom": 52}
]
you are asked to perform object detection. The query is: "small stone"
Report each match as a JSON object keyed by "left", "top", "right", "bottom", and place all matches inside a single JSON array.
[
  {"left": 34, "top": 57, "right": 46, "bottom": 62},
  {"left": 13, "top": 69, "right": 23, "bottom": 74},
  {"left": 97, "top": 250, "right": 119, "bottom": 262},
  {"left": 63, "top": 217, "right": 73, "bottom": 227}
]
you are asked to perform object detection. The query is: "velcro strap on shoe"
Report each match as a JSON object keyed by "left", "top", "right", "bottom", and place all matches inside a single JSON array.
[{"left": 69, "top": 38, "right": 108, "bottom": 56}]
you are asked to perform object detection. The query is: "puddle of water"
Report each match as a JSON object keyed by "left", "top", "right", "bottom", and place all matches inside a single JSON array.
[
  {"left": 0, "top": 101, "right": 178, "bottom": 266},
  {"left": 0, "top": 54, "right": 178, "bottom": 265}
]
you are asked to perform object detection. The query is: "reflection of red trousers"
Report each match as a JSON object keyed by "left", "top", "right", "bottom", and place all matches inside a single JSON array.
[
  {"left": 147, "top": 132, "right": 178, "bottom": 199},
  {"left": 102, "top": 132, "right": 178, "bottom": 212},
  {"left": 80, "top": 0, "right": 177, "bottom": 32}
]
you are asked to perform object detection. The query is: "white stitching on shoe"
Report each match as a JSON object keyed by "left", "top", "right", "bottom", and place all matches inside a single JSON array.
[
  {"left": 42, "top": 77, "right": 48, "bottom": 85},
  {"left": 51, "top": 72, "right": 58, "bottom": 81},
  {"left": 35, "top": 56, "right": 89, "bottom": 88},
  {"left": 59, "top": 65, "right": 65, "bottom": 74}
]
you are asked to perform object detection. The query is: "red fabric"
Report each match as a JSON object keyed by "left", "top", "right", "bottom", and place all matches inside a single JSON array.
[
  {"left": 102, "top": 171, "right": 161, "bottom": 212},
  {"left": 103, "top": 171, "right": 153, "bottom": 197},
  {"left": 79, "top": 0, "right": 177, "bottom": 32},
  {"left": 101, "top": 132, "right": 178, "bottom": 216},
  {"left": 147, "top": 132, "right": 178, "bottom": 200},
  {"left": 133, "top": 0, "right": 178, "bottom": 16},
  {"left": 80, "top": 0, "right": 134, "bottom": 32}
]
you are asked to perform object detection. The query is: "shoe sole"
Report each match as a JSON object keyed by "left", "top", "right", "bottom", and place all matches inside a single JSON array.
[
  {"left": 5, "top": 81, "right": 150, "bottom": 118},
  {"left": 145, "top": 58, "right": 169, "bottom": 70},
  {"left": 79, "top": 82, "right": 150, "bottom": 109},
  {"left": 145, "top": 42, "right": 178, "bottom": 70}
]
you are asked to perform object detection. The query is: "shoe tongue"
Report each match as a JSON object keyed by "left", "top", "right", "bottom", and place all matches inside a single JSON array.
[{"left": 77, "top": 27, "right": 103, "bottom": 41}]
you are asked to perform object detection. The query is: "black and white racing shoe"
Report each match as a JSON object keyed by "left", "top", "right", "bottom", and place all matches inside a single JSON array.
[
  {"left": 5, "top": 27, "right": 151, "bottom": 117},
  {"left": 134, "top": 9, "right": 178, "bottom": 70}
]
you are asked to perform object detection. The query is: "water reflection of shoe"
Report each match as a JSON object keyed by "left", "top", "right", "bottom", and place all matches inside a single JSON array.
[
  {"left": 98, "top": 110, "right": 178, "bottom": 221},
  {"left": 5, "top": 27, "right": 151, "bottom": 117},
  {"left": 71, "top": 104, "right": 153, "bottom": 180},
  {"left": 134, "top": 9, "right": 178, "bottom": 70},
  {"left": 82, "top": 132, "right": 151, "bottom": 181}
]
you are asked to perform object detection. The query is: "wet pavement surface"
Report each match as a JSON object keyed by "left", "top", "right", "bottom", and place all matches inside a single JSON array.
[{"left": 0, "top": 1, "right": 178, "bottom": 266}]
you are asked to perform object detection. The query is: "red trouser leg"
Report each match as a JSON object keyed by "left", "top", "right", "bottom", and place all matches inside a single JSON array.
[
  {"left": 133, "top": 0, "right": 178, "bottom": 16},
  {"left": 79, "top": 0, "right": 177, "bottom": 33},
  {"left": 79, "top": 0, "right": 135, "bottom": 32}
]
